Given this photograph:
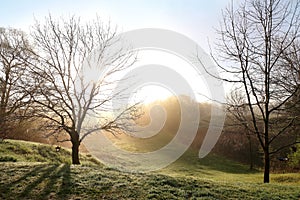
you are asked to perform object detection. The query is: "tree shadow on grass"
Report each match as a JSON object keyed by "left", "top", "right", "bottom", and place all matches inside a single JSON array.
[
  {"left": 1, "top": 164, "right": 46, "bottom": 191},
  {"left": 0, "top": 164, "right": 48, "bottom": 200},
  {"left": 18, "top": 164, "right": 59, "bottom": 198},
  {"left": 56, "top": 164, "right": 72, "bottom": 200},
  {"left": 0, "top": 164, "right": 72, "bottom": 200},
  {"left": 38, "top": 164, "right": 72, "bottom": 200}
]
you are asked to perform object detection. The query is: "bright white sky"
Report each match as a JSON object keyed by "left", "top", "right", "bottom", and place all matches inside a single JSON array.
[
  {"left": 0, "top": 0, "right": 234, "bottom": 103},
  {"left": 0, "top": 0, "right": 230, "bottom": 49}
]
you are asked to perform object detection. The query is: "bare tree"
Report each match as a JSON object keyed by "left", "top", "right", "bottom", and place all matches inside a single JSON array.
[
  {"left": 281, "top": 40, "right": 300, "bottom": 116},
  {"left": 207, "top": 0, "right": 300, "bottom": 183},
  {"left": 30, "top": 15, "right": 138, "bottom": 164},
  {"left": 0, "top": 27, "right": 34, "bottom": 140},
  {"left": 226, "top": 89, "right": 257, "bottom": 170}
]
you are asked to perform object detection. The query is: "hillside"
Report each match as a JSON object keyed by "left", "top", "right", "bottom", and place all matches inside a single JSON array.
[
  {"left": 0, "top": 140, "right": 300, "bottom": 199},
  {"left": 0, "top": 139, "right": 100, "bottom": 165}
]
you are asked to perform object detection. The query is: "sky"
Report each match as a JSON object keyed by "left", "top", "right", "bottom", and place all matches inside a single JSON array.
[
  {"left": 0, "top": 0, "right": 233, "bottom": 103},
  {"left": 0, "top": 0, "right": 230, "bottom": 51}
]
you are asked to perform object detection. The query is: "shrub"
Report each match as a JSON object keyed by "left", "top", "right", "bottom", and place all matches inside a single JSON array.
[{"left": 288, "top": 144, "right": 300, "bottom": 170}]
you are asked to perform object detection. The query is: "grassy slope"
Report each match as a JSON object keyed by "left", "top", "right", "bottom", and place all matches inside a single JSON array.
[
  {"left": 0, "top": 139, "right": 299, "bottom": 200},
  {"left": 0, "top": 139, "right": 100, "bottom": 165}
]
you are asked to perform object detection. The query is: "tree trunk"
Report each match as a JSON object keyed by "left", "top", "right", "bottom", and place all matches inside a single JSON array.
[
  {"left": 72, "top": 142, "right": 80, "bottom": 164},
  {"left": 264, "top": 110, "right": 270, "bottom": 183},
  {"left": 71, "top": 132, "right": 80, "bottom": 165},
  {"left": 263, "top": 147, "right": 270, "bottom": 183},
  {"left": 248, "top": 135, "right": 253, "bottom": 170}
]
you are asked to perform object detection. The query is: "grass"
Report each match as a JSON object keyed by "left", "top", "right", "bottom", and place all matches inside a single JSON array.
[
  {"left": 161, "top": 150, "right": 300, "bottom": 187},
  {"left": 0, "top": 139, "right": 101, "bottom": 165},
  {"left": 0, "top": 139, "right": 299, "bottom": 199}
]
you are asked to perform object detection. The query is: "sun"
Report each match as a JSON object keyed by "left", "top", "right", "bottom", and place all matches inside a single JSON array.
[
  {"left": 126, "top": 49, "right": 211, "bottom": 104},
  {"left": 132, "top": 84, "right": 173, "bottom": 104}
]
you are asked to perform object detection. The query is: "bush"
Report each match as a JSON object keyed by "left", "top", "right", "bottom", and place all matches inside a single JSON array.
[{"left": 288, "top": 144, "right": 300, "bottom": 170}]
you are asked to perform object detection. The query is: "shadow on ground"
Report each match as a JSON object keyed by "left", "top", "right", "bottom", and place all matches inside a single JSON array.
[{"left": 0, "top": 163, "right": 72, "bottom": 200}]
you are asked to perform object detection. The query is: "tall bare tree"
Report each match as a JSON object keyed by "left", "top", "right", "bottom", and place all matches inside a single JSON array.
[
  {"left": 208, "top": 0, "right": 300, "bottom": 183},
  {"left": 30, "top": 16, "right": 138, "bottom": 164},
  {"left": 0, "top": 28, "right": 34, "bottom": 139}
]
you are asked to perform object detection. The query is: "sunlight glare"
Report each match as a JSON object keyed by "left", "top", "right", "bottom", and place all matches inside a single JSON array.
[
  {"left": 127, "top": 49, "right": 211, "bottom": 103},
  {"left": 132, "top": 84, "right": 173, "bottom": 104}
]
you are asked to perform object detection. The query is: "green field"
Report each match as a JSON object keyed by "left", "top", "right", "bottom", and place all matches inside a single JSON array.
[{"left": 0, "top": 140, "right": 299, "bottom": 199}]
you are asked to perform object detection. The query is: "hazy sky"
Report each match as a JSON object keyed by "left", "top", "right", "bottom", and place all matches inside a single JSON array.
[
  {"left": 0, "top": 0, "right": 234, "bottom": 102},
  {"left": 0, "top": 0, "right": 231, "bottom": 51}
]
